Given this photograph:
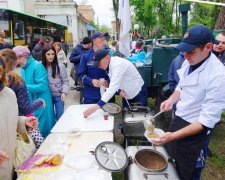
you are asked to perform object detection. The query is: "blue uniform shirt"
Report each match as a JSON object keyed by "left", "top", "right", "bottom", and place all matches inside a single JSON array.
[
  {"left": 78, "top": 48, "right": 110, "bottom": 103},
  {"left": 168, "top": 53, "right": 185, "bottom": 92}
]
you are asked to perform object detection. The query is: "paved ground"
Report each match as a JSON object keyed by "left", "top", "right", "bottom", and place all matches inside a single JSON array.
[
  {"left": 64, "top": 50, "right": 83, "bottom": 109},
  {"left": 64, "top": 60, "right": 81, "bottom": 109}
]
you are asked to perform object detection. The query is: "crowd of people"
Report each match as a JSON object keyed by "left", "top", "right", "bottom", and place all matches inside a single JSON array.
[
  {"left": 0, "top": 32, "right": 69, "bottom": 179},
  {"left": 1, "top": 24, "right": 225, "bottom": 180},
  {"left": 0, "top": 30, "right": 148, "bottom": 179}
]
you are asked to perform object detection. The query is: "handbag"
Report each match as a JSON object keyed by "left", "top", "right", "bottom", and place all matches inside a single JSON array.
[{"left": 14, "top": 132, "right": 36, "bottom": 168}]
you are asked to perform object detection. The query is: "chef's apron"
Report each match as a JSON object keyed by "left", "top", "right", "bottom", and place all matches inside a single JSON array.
[{"left": 165, "top": 116, "right": 208, "bottom": 180}]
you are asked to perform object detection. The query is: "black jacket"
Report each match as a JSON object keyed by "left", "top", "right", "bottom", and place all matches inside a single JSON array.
[
  {"left": 69, "top": 43, "right": 89, "bottom": 72},
  {"left": 32, "top": 43, "right": 44, "bottom": 61}
]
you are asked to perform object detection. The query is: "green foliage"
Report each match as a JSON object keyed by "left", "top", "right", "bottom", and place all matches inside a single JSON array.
[
  {"left": 130, "top": 0, "right": 177, "bottom": 38},
  {"left": 189, "top": 3, "right": 220, "bottom": 29},
  {"left": 89, "top": 21, "right": 98, "bottom": 29},
  {"left": 129, "top": 0, "right": 224, "bottom": 38},
  {"left": 99, "top": 24, "right": 110, "bottom": 33},
  {"left": 89, "top": 21, "right": 110, "bottom": 33}
]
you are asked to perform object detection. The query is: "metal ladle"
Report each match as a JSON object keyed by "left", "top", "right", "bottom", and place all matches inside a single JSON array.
[
  {"left": 125, "top": 98, "right": 139, "bottom": 112},
  {"left": 143, "top": 110, "right": 164, "bottom": 131},
  {"left": 125, "top": 98, "right": 131, "bottom": 109}
]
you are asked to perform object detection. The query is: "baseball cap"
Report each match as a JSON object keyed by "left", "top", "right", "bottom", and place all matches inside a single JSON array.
[
  {"left": 91, "top": 32, "right": 104, "bottom": 40},
  {"left": 82, "top": 37, "right": 91, "bottom": 45},
  {"left": 94, "top": 49, "right": 109, "bottom": 61},
  {"left": 176, "top": 25, "right": 219, "bottom": 52}
]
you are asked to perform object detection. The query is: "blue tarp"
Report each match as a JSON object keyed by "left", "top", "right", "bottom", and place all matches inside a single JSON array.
[{"left": 86, "top": 24, "right": 97, "bottom": 31}]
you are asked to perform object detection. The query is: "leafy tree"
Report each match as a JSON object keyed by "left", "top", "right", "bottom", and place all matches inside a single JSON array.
[
  {"left": 215, "top": 0, "right": 225, "bottom": 30},
  {"left": 130, "top": 0, "right": 178, "bottom": 38},
  {"left": 113, "top": 0, "right": 225, "bottom": 39},
  {"left": 189, "top": 2, "right": 220, "bottom": 30},
  {"left": 99, "top": 24, "right": 110, "bottom": 33},
  {"left": 112, "top": 0, "right": 120, "bottom": 39}
]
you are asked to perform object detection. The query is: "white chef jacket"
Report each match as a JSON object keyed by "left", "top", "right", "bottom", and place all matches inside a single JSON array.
[
  {"left": 101, "top": 56, "right": 144, "bottom": 103},
  {"left": 175, "top": 53, "right": 225, "bottom": 128}
]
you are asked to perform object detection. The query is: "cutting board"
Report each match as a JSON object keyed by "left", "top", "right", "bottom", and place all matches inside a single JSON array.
[{"left": 51, "top": 104, "right": 114, "bottom": 132}]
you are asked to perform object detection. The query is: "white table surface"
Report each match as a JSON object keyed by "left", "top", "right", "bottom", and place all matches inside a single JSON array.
[
  {"left": 18, "top": 132, "right": 114, "bottom": 180},
  {"left": 51, "top": 104, "right": 114, "bottom": 133},
  {"left": 37, "top": 132, "right": 114, "bottom": 154}
]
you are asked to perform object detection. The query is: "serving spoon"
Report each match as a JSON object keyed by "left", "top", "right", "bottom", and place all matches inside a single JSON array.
[{"left": 143, "top": 110, "right": 164, "bottom": 132}]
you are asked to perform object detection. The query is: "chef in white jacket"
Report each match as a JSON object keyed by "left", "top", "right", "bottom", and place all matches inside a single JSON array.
[
  {"left": 152, "top": 25, "right": 225, "bottom": 180},
  {"left": 83, "top": 49, "right": 147, "bottom": 117}
]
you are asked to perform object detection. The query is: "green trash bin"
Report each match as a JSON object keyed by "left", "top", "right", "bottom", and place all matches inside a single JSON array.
[
  {"left": 151, "top": 47, "right": 179, "bottom": 86},
  {"left": 136, "top": 65, "right": 152, "bottom": 87}
]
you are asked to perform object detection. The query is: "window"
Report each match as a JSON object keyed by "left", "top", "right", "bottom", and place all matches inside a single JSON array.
[
  {"left": 0, "top": 10, "right": 11, "bottom": 42},
  {"left": 13, "top": 14, "right": 25, "bottom": 40}
]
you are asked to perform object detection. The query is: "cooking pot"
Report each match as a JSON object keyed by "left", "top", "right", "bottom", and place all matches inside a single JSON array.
[
  {"left": 134, "top": 148, "right": 168, "bottom": 172},
  {"left": 94, "top": 141, "right": 168, "bottom": 173}
]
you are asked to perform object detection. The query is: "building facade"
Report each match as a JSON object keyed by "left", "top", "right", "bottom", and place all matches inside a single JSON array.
[
  {"left": 34, "top": 0, "right": 88, "bottom": 47},
  {"left": 0, "top": 0, "right": 25, "bottom": 11},
  {"left": 77, "top": 5, "right": 95, "bottom": 23},
  {"left": 0, "top": 0, "right": 89, "bottom": 47}
]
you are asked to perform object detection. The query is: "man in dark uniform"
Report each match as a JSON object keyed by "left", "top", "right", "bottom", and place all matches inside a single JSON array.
[
  {"left": 152, "top": 25, "right": 225, "bottom": 180},
  {"left": 69, "top": 37, "right": 91, "bottom": 103},
  {"left": 78, "top": 32, "right": 110, "bottom": 104}
]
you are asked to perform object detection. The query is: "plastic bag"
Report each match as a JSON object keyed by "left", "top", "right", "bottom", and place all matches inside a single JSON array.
[{"left": 14, "top": 132, "right": 36, "bottom": 168}]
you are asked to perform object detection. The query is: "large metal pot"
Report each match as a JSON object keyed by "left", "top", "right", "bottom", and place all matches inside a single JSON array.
[
  {"left": 94, "top": 141, "right": 168, "bottom": 173},
  {"left": 133, "top": 149, "right": 168, "bottom": 172}
]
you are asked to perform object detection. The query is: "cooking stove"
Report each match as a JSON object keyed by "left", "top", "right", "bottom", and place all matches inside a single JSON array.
[
  {"left": 124, "top": 146, "right": 180, "bottom": 180},
  {"left": 122, "top": 106, "right": 153, "bottom": 146}
]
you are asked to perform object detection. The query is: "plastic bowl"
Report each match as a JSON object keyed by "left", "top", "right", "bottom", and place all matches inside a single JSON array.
[{"left": 144, "top": 128, "right": 165, "bottom": 143}]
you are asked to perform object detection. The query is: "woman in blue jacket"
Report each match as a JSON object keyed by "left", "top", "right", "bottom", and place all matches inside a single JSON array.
[
  {"left": 13, "top": 46, "right": 55, "bottom": 138},
  {"left": 0, "top": 48, "right": 45, "bottom": 115}
]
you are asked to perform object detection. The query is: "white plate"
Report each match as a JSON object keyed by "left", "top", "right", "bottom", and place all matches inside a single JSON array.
[
  {"left": 54, "top": 167, "right": 76, "bottom": 180},
  {"left": 64, "top": 153, "right": 95, "bottom": 170},
  {"left": 144, "top": 128, "right": 165, "bottom": 143},
  {"left": 76, "top": 168, "right": 112, "bottom": 180}
]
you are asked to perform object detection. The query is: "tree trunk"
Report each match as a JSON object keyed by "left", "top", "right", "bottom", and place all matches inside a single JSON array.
[
  {"left": 215, "top": 0, "right": 225, "bottom": 30},
  {"left": 170, "top": 0, "right": 176, "bottom": 26},
  {"left": 211, "top": 1, "right": 220, "bottom": 30},
  {"left": 112, "top": 0, "right": 120, "bottom": 40}
]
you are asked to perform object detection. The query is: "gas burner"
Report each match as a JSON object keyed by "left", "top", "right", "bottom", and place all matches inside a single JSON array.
[
  {"left": 124, "top": 106, "right": 150, "bottom": 113},
  {"left": 122, "top": 106, "right": 153, "bottom": 142}
]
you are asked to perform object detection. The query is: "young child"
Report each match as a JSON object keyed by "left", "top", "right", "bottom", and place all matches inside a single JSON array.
[{"left": 42, "top": 45, "right": 69, "bottom": 120}]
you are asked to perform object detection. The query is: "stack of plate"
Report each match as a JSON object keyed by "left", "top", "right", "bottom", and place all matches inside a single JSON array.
[{"left": 60, "top": 153, "right": 112, "bottom": 180}]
